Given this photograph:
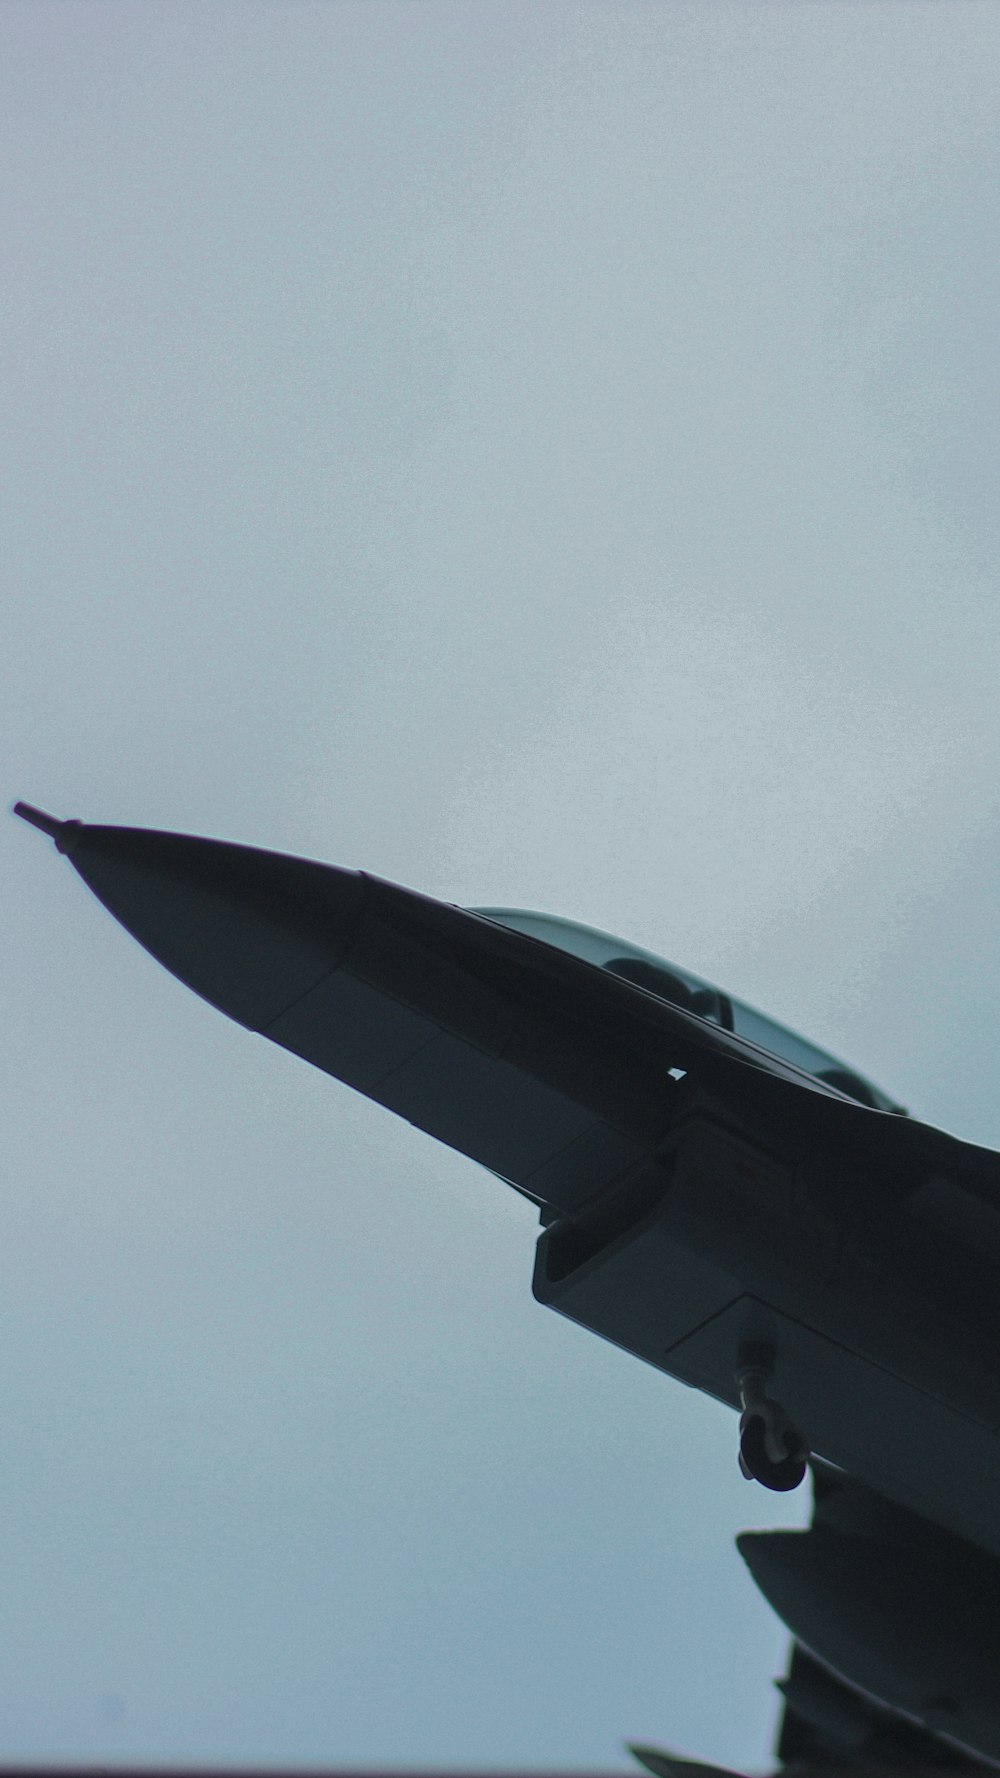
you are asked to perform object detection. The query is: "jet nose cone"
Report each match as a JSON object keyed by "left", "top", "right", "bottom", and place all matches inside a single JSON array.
[{"left": 28, "top": 815, "right": 364, "bottom": 1030}]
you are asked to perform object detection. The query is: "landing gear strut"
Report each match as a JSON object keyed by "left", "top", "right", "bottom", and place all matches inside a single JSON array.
[{"left": 737, "top": 1348, "right": 808, "bottom": 1492}]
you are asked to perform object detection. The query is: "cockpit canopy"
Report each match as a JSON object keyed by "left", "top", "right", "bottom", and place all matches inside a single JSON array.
[{"left": 472, "top": 908, "right": 900, "bottom": 1113}]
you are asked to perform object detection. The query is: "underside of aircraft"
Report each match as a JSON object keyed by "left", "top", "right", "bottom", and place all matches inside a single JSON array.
[{"left": 16, "top": 803, "right": 1000, "bottom": 1773}]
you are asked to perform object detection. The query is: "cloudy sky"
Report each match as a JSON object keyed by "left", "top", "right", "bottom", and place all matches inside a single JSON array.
[{"left": 5, "top": 2, "right": 1000, "bottom": 1769}]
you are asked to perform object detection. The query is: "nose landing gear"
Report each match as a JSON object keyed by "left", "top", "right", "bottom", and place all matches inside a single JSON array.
[{"left": 737, "top": 1349, "right": 808, "bottom": 1493}]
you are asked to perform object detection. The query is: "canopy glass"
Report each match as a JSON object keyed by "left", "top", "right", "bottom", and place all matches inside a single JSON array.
[{"left": 473, "top": 908, "right": 899, "bottom": 1112}]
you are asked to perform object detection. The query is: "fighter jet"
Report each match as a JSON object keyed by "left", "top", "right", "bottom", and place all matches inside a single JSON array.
[{"left": 16, "top": 802, "right": 1000, "bottom": 1773}]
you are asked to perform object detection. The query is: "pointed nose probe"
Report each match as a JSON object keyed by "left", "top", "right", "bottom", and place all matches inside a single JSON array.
[{"left": 13, "top": 801, "right": 82, "bottom": 853}]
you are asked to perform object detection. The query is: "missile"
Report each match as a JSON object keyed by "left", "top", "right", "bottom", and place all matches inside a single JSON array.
[{"left": 13, "top": 803, "right": 686, "bottom": 1218}]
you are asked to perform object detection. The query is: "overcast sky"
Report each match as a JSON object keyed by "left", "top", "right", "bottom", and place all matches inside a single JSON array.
[{"left": 5, "top": 2, "right": 1000, "bottom": 1769}]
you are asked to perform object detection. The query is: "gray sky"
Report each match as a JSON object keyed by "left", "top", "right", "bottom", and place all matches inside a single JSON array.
[{"left": 4, "top": 1, "right": 1000, "bottom": 1768}]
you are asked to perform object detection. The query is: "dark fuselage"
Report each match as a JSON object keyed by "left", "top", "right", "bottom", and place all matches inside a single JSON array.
[{"left": 17, "top": 808, "right": 1000, "bottom": 1665}]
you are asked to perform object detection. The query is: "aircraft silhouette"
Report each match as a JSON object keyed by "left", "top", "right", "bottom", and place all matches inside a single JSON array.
[{"left": 16, "top": 801, "right": 1000, "bottom": 1775}]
